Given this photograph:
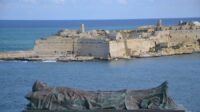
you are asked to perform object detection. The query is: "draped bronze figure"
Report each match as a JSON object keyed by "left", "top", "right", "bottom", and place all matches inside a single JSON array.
[{"left": 25, "top": 81, "right": 181, "bottom": 111}]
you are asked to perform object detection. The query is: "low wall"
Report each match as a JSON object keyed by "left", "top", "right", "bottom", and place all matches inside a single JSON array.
[{"left": 0, "top": 51, "right": 35, "bottom": 60}]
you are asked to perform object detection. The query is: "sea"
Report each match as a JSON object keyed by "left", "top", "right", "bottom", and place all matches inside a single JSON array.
[{"left": 0, "top": 18, "right": 200, "bottom": 112}]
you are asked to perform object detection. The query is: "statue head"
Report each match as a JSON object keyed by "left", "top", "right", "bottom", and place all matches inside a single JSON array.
[{"left": 32, "top": 80, "right": 48, "bottom": 92}]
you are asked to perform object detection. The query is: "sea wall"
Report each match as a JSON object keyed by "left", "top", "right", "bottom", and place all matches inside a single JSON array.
[
  {"left": 109, "top": 40, "right": 126, "bottom": 58},
  {"left": 126, "top": 39, "right": 155, "bottom": 56},
  {"left": 76, "top": 39, "right": 109, "bottom": 58},
  {"left": 0, "top": 51, "right": 35, "bottom": 60},
  {"left": 33, "top": 36, "right": 110, "bottom": 59},
  {"left": 33, "top": 36, "right": 75, "bottom": 57}
]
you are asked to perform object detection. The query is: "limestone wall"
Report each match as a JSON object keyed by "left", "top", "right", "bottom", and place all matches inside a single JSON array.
[
  {"left": 169, "top": 29, "right": 200, "bottom": 42},
  {"left": 33, "top": 36, "right": 75, "bottom": 57},
  {"left": 33, "top": 36, "right": 110, "bottom": 58},
  {"left": 150, "top": 31, "right": 170, "bottom": 43},
  {"left": 126, "top": 39, "right": 155, "bottom": 56},
  {"left": 0, "top": 51, "right": 34, "bottom": 60},
  {"left": 76, "top": 39, "right": 109, "bottom": 58},
  {"left": 150, "top": 29, "right": 200, "bottom": 46},
  {"left": 109, "top": 39, "right": 156, "bottom": 58},
  {"left": 148, "top": 29, "right": 200, "bottom": 53},
  {"left": 168, "top": 30, "right": 200, "bottom": 50},
  {"left": 31, "top": 29, "right": 200, "bottom": 59},
  {"left": 109, "top": 40, "right": 126, "bottom": 58}
]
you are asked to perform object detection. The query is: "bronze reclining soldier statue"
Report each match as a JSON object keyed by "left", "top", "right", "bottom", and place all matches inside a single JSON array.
[{"left": 25, "top": 81, "right": 182, "bottom": 111}]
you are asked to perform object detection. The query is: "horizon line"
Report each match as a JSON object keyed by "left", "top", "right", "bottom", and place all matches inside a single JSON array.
[{"left": 0, "top": 17, "right": 200, "bottom": 21}]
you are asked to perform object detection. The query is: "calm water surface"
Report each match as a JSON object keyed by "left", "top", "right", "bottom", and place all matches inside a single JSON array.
[
  {"left": 0, "top": 19, "right": 200, "bottom": 112},
  {"left": 0, "top": 54, "right": 200, "bottom": 112}
]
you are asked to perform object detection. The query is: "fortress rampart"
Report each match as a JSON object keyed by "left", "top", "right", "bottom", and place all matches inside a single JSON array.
[{"left": 0, "top": 20, "right": 200, "bottom": 61}]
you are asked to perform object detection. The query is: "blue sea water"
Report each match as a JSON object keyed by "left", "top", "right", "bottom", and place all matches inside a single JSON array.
[
  {"left": 1, "top": 18, "right": 200, "bottom": 52},
  {"left": 0, "top": 18, "right": 200, "bottom": 112}
]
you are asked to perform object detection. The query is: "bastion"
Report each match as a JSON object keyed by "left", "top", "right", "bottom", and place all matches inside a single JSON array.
[{"left": 0, "top": 20, "right": 200, "bottom": 61}]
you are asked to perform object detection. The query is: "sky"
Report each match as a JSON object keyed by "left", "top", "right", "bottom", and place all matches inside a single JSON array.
[{"left": 0, "top": 0, "right": 200, "bottom": 20}]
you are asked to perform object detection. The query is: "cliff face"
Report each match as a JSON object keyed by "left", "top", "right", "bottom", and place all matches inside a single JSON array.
[{"left": 0, "top": 21, "right": 200, "bottom": 61}]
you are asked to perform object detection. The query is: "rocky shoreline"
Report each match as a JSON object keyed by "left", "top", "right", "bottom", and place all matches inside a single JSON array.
[{"left": 0, "top": 50, "right": 198, "bottom": 62}]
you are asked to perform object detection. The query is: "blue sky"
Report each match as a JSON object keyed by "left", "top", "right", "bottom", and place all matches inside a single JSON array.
[{"left": 0, "top": 0, "right": 200, "bottom": 20}]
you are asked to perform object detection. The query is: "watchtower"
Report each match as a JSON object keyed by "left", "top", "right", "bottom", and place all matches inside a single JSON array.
[
  {"left": 157, "top": 19, "right": 162, "bottom": 27},
  {"left": 80, "top": 24, "right": 85, "bottom": 33},
  {"left": 156, "top": 19, "right": 162, "bottom": 31},
  {"left": 179, "top": 20, "right": 183, "bottom": 25}
]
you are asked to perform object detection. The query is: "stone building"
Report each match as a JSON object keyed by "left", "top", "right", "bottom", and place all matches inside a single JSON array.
[{"left": 30, "top": 21, "right": 200, "bottom": 60}]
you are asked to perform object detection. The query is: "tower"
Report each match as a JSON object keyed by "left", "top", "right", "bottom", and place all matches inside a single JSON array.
[
  {"left": 157, "top": 19, "right": 162, "bottom": 27},
  {"left": 80, "top": 24, "right": 85, "bottom": 33},
  {"left": 179, "top": 20, "right": 183, "bottom": 25},
  {"left": 156, "top": 19, "right": 162, "bottom": 31}
]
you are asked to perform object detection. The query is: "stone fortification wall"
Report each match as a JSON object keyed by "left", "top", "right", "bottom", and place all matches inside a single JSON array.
[
  {"left": 168, "top": 29, "right": 200, "bottom": 51},
  {"left": 148, "top": 29, "right": 200, "bottom": 54},
  {"left": 76, "top": 39, "right": 109, "bottom": 58},
  {"left": 150, "top": 31, "right": 170, "bottom": 43},
  {"left": 34, "top": 36, "right": 110, "bottom": 58},
  {"left": 0, "top": 51, "right": 34, "bottom": 60},
  {"left": 109, "top": 39, "right": 156, "bottom": 58},
  {"left": 169, "top": 29, "right": 200, "bottom": 41},
  {"left": 32, "top": 27, "right": 200, "bottom": 59},
  {"left": 126, "top": 39, "right": 155, "bottom": 56},
  {"left": 33, "top": 36, "right": 75, "bottom": 57},
  {"left": 109, "top": 40, "right": 126, "bottom": 58},
  {"left": 151, "top": 29, "right": 200, "bottom": 46}
]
